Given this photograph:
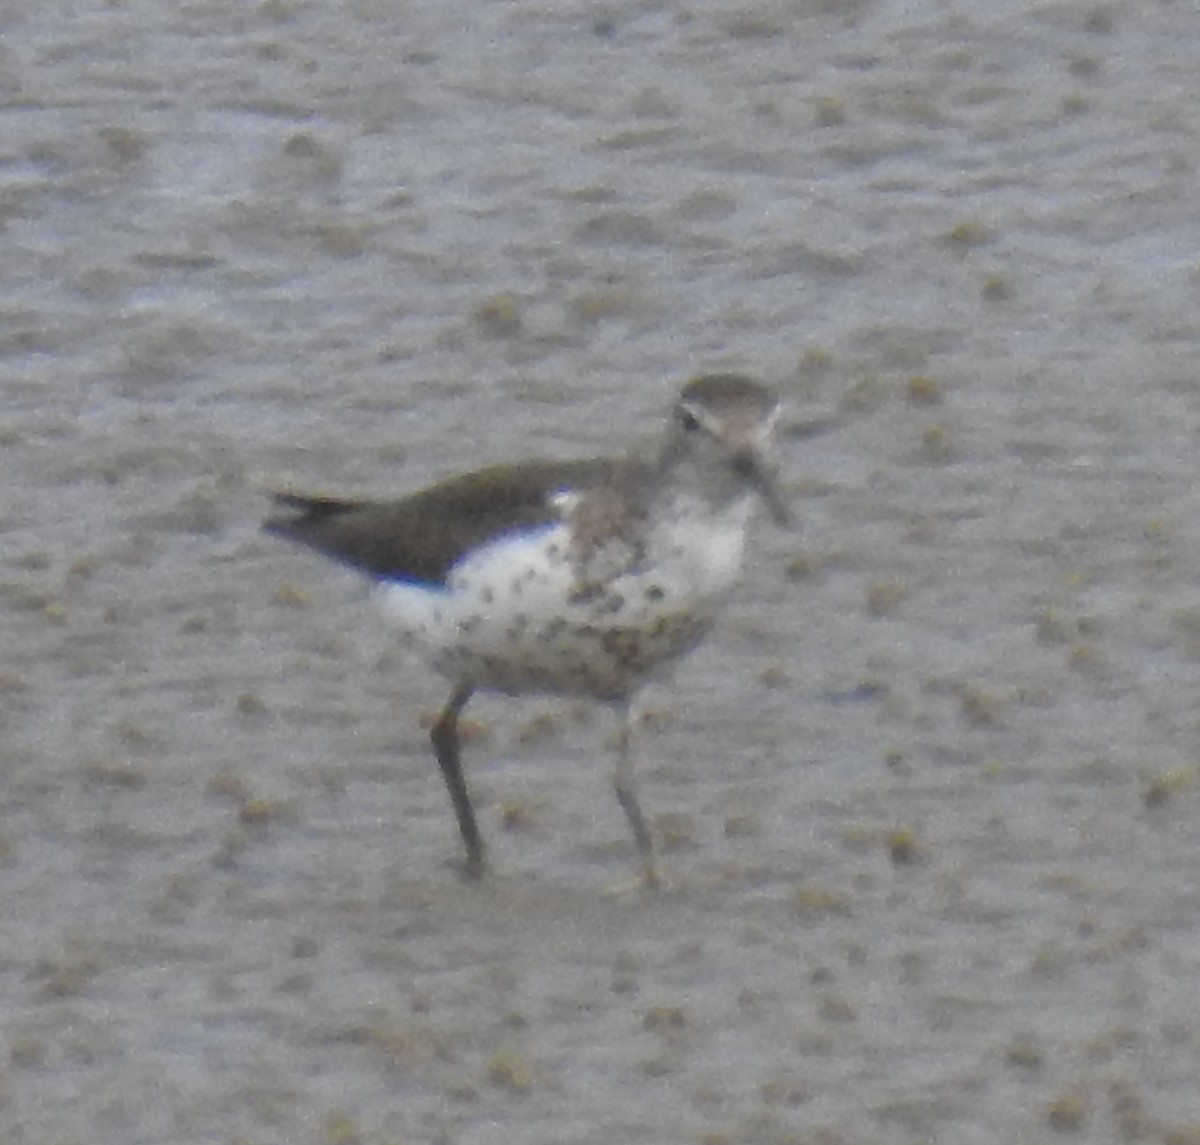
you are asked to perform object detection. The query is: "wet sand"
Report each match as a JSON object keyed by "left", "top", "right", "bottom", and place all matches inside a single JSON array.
[{"left": 5, "top": 1, "right": 1200, "bottom": 1141}]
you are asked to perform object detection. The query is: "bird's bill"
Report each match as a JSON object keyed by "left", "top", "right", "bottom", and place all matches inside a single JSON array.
[{"left": 738, "top": 452, "right": 791, "bottom": 526}]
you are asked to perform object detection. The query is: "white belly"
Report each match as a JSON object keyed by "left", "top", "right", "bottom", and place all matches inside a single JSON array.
[{"left": 374, "top": 502, "right": 753, "bottom": 699}]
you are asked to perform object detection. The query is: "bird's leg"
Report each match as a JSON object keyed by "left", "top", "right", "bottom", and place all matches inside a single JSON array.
[
  {"left": 612, "top": 698, "right": 661, "bottom": 889},
  {"left": 429, "top": 684, "right": 484, "bottom": 878}
]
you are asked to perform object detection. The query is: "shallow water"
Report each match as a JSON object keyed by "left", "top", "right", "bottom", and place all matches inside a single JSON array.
[{"left": 5, "top": 1, "right": 1200, "bottom": 1141}]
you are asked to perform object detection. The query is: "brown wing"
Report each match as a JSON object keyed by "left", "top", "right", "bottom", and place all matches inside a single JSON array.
[{"left": 264, "top": 458, "right": 619, "bottom": 585}]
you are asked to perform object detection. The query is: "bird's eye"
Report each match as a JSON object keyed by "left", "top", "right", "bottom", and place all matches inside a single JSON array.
[{"left": 678, "top": 408, "right": 701, "bottom": 433}]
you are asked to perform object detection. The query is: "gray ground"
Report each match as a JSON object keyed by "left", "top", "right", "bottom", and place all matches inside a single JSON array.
[{"left": 4, "top": 0, "right": 1200, "bottom": 1141}]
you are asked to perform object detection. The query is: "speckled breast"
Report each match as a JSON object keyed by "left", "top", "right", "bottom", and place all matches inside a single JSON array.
[
  {"left": 377, "top": 504, "right": 749, "bottom": 700},
  {"left": 428, "top": 601, "right": 716, "bottom": 701}
]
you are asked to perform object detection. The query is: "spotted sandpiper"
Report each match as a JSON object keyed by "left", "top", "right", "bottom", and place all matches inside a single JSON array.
[{"left": 265, "top": 373, "right": 789, "bottom": 886}]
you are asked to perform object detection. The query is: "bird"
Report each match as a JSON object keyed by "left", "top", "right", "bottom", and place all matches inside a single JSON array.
[{"left": 264, "top": 373, "right": 789, "bottom": 887}]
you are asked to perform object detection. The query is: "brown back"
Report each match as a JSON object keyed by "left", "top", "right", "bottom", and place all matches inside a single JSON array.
[{"left": 264, "top": 458, "right": 619, "bottom": 585}]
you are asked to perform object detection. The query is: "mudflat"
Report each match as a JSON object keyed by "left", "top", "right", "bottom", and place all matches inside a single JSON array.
[{"left": 4, "top": 2, "right": 1200, "bottom": 1142}]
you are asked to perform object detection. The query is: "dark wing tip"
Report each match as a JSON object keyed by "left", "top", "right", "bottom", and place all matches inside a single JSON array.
[
  {"left": 262, "top": 494, "right": 366, "bottom": 564},
  {"left": 268, "top": 491, "right": 314, "bottom": 511},
  {"left": 262, "top": 490, "right": 443, "bottom": 582},
  {"left": 264, "top": 491, "right": 349, "bottom": 530}
]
